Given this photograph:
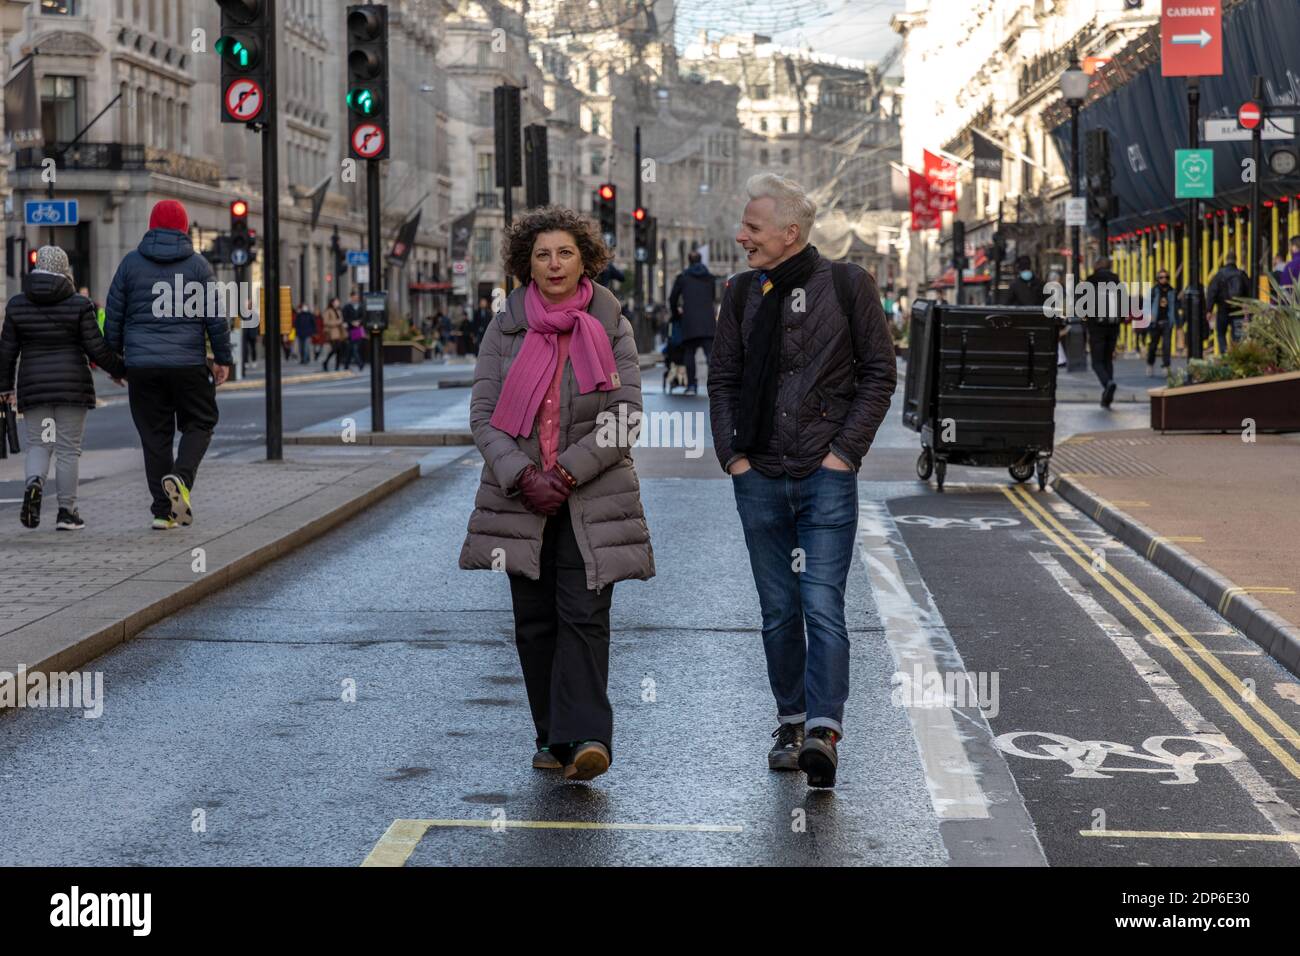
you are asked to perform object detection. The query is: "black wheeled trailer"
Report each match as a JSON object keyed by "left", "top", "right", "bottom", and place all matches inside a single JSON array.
[{"left": 902, "top": 300, "right": 1060, "bottom": 492}]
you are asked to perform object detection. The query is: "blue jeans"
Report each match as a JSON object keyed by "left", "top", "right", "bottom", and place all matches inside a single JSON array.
[
  {"left": 298, "top": 335, "right": 312, "bottom": 363},
  {"left": 732, "top": 464, "right": 858, "bottom": 737}
]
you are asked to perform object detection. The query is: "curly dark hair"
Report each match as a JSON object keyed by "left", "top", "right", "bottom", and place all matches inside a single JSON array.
[{"left": 501, "top": 205, "right": 611, "bottom": 287}]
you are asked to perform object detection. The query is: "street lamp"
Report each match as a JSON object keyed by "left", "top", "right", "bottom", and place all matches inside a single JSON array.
[{"left": 1059, "top": 53, "right": 1089, "bottom": 370}]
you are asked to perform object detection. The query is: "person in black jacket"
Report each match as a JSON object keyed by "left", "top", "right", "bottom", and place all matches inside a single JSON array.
[
  {"left": 104, "top": 200, "right": 233, "bottom": 530},
  {"left": 1000, "top": 256, "right": 1047, "bottom": 307},
  {"left": 1084, "top": 257, "right": 1124, "bottom": 408},
  {"left": 1205, "top": 253, "right": 1250, "bottom": 355},
  {"left": 0, "top": 246, "right": 126, "bottom": 530},
  {"left": 668, "top": 251, "right": 718, "bottom": 395}
]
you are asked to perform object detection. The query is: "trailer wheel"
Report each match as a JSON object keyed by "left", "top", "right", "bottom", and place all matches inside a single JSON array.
[
  {"left": 916, "top": 448, "right": 934, "bottom": 481},
  {"left": 1036, "top": 458, "right": 1049, "bottom": 491},
  {"left": 935, "top": 459, "right": 947, "bottom": 492},
  {"left": 1008, "top": 459, "right": 1034, "bottom": 483}
]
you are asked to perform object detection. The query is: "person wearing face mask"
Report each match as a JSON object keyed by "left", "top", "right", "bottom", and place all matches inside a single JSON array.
[
  {"left": 459, "top": 205, "right": 653, "bottom": 783},
  {"left": 1146, "top": 269, "right": 1178, "bottom": 376},
  {"left": 1001, "top": 256, "right": 1047, "bottom": 307}
]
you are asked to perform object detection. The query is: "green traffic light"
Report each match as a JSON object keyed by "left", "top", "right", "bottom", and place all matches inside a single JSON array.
[
  {"left": 216, "top": 35, "right": 258, "bottom": 69},
  {"left": 347, "top": 87, "right": 382, "bottom": 116}
]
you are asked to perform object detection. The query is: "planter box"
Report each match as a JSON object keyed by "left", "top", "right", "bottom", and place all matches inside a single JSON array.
[
  {"left": 1149, "top": 370, "right": 1300, "bottom": 432},
  {"left": 382, "top": 342, "right": 428, "bottom": 364}
]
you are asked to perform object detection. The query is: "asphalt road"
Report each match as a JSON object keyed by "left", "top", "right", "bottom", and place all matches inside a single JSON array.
[{"left": 3, "top": 364, "right": 1299, "bottom": 866}]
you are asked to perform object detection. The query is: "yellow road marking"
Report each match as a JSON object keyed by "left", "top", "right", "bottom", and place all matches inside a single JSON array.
[
  {"left": 361, "top": 818, "right": 744, "bottom": 866},
  {"left": 1002, "top": 486, "right": 1300, "bottom": 779},
  {"left": 1218, "top": 586, "right": 1295, "bottom": 615},
  {"left": 1079, "top": 829, "right": 1300, "bottom": 843},
  {"left": 1146, "top": 535, "right": 1205, "bottom": 559},
  {"left": 1108, "top": 500, "right": 1150, "bottom": 507}
]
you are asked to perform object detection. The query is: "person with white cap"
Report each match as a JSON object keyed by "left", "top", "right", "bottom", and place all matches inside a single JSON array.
[{"left": 0, "top": 245, "right": 126, "bottom": 530}]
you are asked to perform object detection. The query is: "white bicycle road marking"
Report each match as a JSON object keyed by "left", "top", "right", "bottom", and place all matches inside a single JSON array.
[
  {"left": 994, "top": 731, "right": 1243, "bottom": 785},
  {"left": 895, "top": 515, "right": 1020, "bottom": 531}
]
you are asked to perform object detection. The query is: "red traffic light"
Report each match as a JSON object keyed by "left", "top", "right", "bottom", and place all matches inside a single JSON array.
[
  {"left": 27, "top": 249, "right": 37, "bottom": 267},
  {"left": 598, "top": 184, "right": 615, "bottom": 201},
  {"left": 633, "top": 207, "right": 646, "bottom": 221},
  {"left": 231, "top": 200, "right": 249, "bottom": 218}
]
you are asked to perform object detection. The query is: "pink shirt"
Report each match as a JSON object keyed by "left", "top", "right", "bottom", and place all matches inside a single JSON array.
[{"left": 538, "top": 332, "right": 571, "bottom": 471}]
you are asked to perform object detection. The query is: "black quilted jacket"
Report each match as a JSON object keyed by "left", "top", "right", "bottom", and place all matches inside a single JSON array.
[
  {"left": 709, "top": 253, "right": 897, "bottom": 478},
  {"left": 0, "top": 272, "right": 126, "bottom": 411}
]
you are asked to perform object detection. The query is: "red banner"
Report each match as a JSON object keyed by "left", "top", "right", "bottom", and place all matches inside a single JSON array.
[
  {"left": 923, "top": 149, "right": 958, "bottom": 212},
  {"left": 909, "top": 169, "right": 941, "bottom": 231}
]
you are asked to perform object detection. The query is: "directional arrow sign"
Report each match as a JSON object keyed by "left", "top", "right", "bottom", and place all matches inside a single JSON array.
[{"left": 1161, "top": 1, "right": 1222, "bottom": 77}]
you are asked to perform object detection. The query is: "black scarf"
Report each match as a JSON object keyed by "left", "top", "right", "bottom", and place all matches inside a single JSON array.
[{"left": 733, "top": 244, "right": 820, "bottom": 453}]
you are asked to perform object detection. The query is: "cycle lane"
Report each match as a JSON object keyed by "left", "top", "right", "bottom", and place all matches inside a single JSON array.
[{"left": 889, "top": 480, "right": 1300, "bottom": 865}]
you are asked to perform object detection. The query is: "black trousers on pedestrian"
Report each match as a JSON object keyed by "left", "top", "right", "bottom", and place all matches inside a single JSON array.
[
  {"left": 508, "top": 501, "right": 614, "bottom": 765},
  {"left": 1145, "top": 320, "right": 1172, "bottom": 368},
  {"left": 126, "top": 366, "right": 219, "bottom": 519},
  {"left": 322, "top": 342, "right": 347, "bottom": 371},
  {"left": 681, "top": 336, "right": 712, "bottom": 388},
  {"left": 1087, "top": 321, "right": 1121, "bottom": 388}
]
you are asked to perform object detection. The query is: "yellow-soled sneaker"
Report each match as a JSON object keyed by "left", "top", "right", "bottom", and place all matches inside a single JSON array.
[{"left": 162, "top": 474, "right": 192, "bottom": 526}]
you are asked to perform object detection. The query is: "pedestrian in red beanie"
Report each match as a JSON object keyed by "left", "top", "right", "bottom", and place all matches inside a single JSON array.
[
  {"left": 148, "top": 199, "right": 190, "bottom": 234},
  {"left": 104, "top": 197, "right": 232, "bottom": 530}
]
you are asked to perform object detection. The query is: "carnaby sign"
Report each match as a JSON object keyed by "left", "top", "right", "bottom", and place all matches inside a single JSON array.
[{"left": 1160, "top": 1, "right": 1222, "bottom": 77}]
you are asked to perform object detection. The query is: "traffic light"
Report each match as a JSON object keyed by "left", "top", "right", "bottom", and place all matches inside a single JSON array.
[
  {"left": 524, "top": 123, "right": 549, "bottom": 208},
  {"left": 645, "top": 216, "right": 658, "bottom": 264},
  {"left": 633, "top": 206, "right": 649, "bottom": 259},
  {"left": 346, "top": 5, "right": 390, "bottom": 160},
  {"left": 230, "top": 199, "right": 255, "bottom": 267},
  {"left": 951, "top": 219, "right": 967, "bottom": 269},
  {"left": 26, "top": 248, "right": 37, "bottom": 272},
  {"left": 597, "top": 184, "right": 616, "bottom": 248},
  {"left": 217, "top": 0, "right": 270, "bottom": 125}
]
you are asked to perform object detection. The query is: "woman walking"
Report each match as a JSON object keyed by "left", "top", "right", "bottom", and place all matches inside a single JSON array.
[
  {"left": 459, "top": 206, "right": 654, "bottom": 782},
  {"left": 321, "top": 297, "right": 348, "bottom": 371},
  {"left": 0, "top": 246, "right": 126, "bottom": 530}
]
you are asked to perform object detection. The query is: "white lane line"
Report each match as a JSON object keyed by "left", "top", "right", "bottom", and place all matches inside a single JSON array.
[
  {"left": 1029, "top": 550, "right": 1300, "bottom": 857},
  {"left": 857, "top": 501, "right": 990, "bottom": 820}
]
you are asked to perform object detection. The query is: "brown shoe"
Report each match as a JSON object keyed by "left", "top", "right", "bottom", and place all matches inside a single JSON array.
[
  {"left": 563, "top": 741, "right": 610, "bottom": 781},
  {"left": 532, "top": 747, "right": 562, "bottom": 770}
]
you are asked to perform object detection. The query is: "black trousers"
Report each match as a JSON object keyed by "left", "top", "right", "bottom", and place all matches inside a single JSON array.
[
  {"left": 508, "top": 501, "right": 614, "bottom": 764},
  {"left": 681, "top": 336, "right": 713, "bottom": 388},
  {"left": 1087, "top": 321, "right": 1121, "bottom": 388},
  {"left": 1145, "top": 320, "right": 1172, "bottom": 368},
  {"left": 127, "top": 366, "right": 219, "bottom": 518}
]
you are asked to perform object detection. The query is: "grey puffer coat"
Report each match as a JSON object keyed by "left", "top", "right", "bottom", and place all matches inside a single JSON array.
[{"left": 458, "top": 281, "right": 655, "bottom": 591}]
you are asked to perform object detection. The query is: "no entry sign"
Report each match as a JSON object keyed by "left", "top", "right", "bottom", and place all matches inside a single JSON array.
[
  {"left": 1161, "top": 1, "right": 1223, "bottom": 77},
  {"left": 1238, "top": 101, "right": 1261, "bottom": 130}
]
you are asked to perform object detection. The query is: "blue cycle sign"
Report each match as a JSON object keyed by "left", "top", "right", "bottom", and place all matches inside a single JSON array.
[{"left": 25, "top": 200, "right": 79, "bottom": 226}]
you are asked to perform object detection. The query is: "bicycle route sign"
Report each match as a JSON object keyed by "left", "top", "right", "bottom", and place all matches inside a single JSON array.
[{"left": 25, "top": 200, "right": 78, "bottom": 226}]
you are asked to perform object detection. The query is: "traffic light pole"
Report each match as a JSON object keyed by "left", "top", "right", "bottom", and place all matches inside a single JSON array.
[
  {"left": 1250, "top": 74, "right": 1264, "bottom": 299},
  {"left": 261, "top": 0, "right": 283, "bottom": 461},
  {"left": 367, "top": 158, "right": 385, "bottom": 432},
  {"left": 1186, "top": 78, "right": 1203, "bottom": 360},
  {"left": 634, "top": 125, "right": 642, "bottom": 318}
]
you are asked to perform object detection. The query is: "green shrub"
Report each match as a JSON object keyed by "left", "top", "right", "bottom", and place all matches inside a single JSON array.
[
  {"left": 1233, "top": 280, "right": 1300, "bottom": 372},
  {"left": 1224, "top": 338, "right": 1280, "bottom": 379}
]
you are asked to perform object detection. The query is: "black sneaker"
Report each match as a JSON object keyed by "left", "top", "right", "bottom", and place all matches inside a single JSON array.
[
  {"left": 798, "top": 728, "right": 839, "bottom": 789},
  {"left": 1101, "top": 382, "right": 1117, "bottom": 408},
  {"left": 55, "top": 508, "right": 85, "bottom": 530},
  {"left": 20, "top": 477, "right": 42, "bottom": 529},
  {"left": 768, "top": 721, "right": 805, "bottom": 771}
]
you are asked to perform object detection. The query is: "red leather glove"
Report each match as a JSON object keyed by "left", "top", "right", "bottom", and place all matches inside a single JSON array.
[{"left": 517, "top": 465, "right": 570, "bottom": 516}]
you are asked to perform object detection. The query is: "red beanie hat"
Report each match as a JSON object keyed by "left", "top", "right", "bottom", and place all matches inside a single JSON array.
[{"left": 149, "top": 199, "right": 190, "bottom": 233}]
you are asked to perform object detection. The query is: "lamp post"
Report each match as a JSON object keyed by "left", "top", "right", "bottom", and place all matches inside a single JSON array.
[{"left": 1059, "top": 53, "right": 1090, "bottom": 371}]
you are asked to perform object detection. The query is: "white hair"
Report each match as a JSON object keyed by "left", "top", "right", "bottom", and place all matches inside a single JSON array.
[{"left": 745, "top": 172, "right": 816, "bottom": 243}]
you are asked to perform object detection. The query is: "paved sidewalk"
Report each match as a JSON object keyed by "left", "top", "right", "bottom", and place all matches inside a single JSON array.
[
  {"left": 0, "top": 448, "right": 421, "bottom": 689},
  {"left": 1052, "top": 428, "right": 1300, "bottom": 670},
  {"left": 1056, "top": 354, "right": 1188, "bottom": 404}
]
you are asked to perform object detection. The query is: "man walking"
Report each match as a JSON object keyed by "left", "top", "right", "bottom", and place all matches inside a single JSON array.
[
  {"left": 669, "top": 251, "right": 718, "bottom": 395},
  {"left": 1206, "top": 252, "right": 1250, "bottom": 355},
  {"left": 105, "top": 199, "right": 232, "bottom": 530},
  {"left": 471, "top": 296, "right": 493, "bottom": 356},
  {"left": 710, "top": 173, "right": 896, "bottom": 789},
  {"left": 1084, "top": 257, "right": 1123, "bottom": 408},
  {"left": 294, "top": 301, "right": 316, "bottom": 364},
  {"left": 1145, "top": 268, "right": 1178, "bottom": 377}
]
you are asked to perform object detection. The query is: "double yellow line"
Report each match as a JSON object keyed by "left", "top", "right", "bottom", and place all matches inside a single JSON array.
[{"left": 1000, "top": 484, "right": 1300, "bottom": 780}]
